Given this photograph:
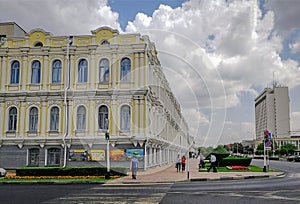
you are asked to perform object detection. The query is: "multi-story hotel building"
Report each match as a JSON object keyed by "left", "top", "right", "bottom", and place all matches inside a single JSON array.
[
  {"left": 255, "top": 86, "right": 290, "bottom": 139},
  {"left": 0, "top": 22, "right": 190, "bottom": 169}
]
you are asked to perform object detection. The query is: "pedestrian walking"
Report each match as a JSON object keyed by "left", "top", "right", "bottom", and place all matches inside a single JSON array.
[
  {"left": 176, "top": 156, "right": 181, "bottom": 172},
  {"left": 181, "top": 155, "right": 186, "bottom": 172},
  {"left": 207, "top": 153, "right": 217, "bottom": 173},
  {"left": 130, "top": 154, "right": 138, "bottom": 179}
]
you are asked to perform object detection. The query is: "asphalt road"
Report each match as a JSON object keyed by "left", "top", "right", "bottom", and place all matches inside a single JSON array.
[{"left": 0, "top": 159, "right": 299, "bottom": 204}]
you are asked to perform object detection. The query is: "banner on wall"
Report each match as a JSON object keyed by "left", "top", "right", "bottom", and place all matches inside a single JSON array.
[
  {"left": 69, "top": 150, "right": 87, "bottom": 161},
  {"left": 110, "top": 149, "right": 126, "bottom": 161},
  {"left": 126, "top": 149, "right": 144, "bottom": 160},
  {"left": 88, "top": 150, "right": 105, "bottom": 161}
]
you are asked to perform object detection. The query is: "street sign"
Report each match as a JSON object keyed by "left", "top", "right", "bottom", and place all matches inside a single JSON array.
[{"left": 265, "top": 146, "right": 271, "bottom": 150}]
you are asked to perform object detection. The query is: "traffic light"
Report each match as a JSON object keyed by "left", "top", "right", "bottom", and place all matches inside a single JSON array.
[
  {"left": 264, "top": 130, "right": 269, "bottom": 144},
  {"left": 105, "top": 132, "right": 110, "bottom": 140}
]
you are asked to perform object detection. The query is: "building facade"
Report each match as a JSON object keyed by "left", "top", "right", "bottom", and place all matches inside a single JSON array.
[
  {"left": 255, "top": 86, "right": 290, "bottom": 139},
  {"left": 0, "top": 22, "right": 190, "bottom": 169}
]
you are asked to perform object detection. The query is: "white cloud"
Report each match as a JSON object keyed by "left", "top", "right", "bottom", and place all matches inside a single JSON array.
[
  {"left": 1, "top": 0, "right": 300, "bottom": 146},
  {"left": 125, "top": 0, "right": 300, "bottom": 146}
]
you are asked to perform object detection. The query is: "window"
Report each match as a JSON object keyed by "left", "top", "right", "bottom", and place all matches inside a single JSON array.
[
  {"left": 120, "top": 58, "right": 131, "bottom": 81},
  {"left": 10, "top": 61, "right": 20, "bottom": 84},
  {"left": 98, "top": 105, "right": 109, "bottom": 130},
  {"left": 31, "top": 60, "right": 41, "bottom": 84},
  {"left": 99, "top": 59, "right": 109, "bottom": 83},
  {"left": 28, "top": 148, "right": 39, "bottom": 166},
  {"left": 77, "top": 106, "right": 86, "bottom": 130},
  {"left": 100, "top": 39, "right": 110, "bottom": 45},
  {"left": 47, "top": 148, "right": 61, "bottom": 166},
  {"left": 120, "top": 105, "right": 131, "bottom": 130},
  {"left": 78, "top": 59, "right": 88, "bottom": 83},
  {"left": 52, "top": 60, "right": 62, "bottom": 83},
  {"left": 29, "top": 107, "right": 38, "bottom": 131},
  {"left": 8, "top": 107, "right": 17, "bottom": 131},
  {"left": 34, "top": 42, "right": 43, "bottom": 47},
  {"left": 50, "top": 107, "right": 59, "bottom": 131}
]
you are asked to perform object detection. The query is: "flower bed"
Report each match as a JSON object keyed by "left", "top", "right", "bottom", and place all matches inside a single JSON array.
[{"left": 226, "top": 166, "right": 250, "bottom": 170}]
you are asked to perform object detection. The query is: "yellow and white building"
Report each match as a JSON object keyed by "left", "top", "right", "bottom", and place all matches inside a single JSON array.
[{"left": 0, "top": 22, "right": 190, "bottom": 169}]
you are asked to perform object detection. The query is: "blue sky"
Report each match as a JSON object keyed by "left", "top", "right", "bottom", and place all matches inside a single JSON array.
[
  {"left": 108, "top": 0, "right": 186, "bottom": 30},
  {"left": 1, "top": 0, "right": 300, "bottom": 147}
]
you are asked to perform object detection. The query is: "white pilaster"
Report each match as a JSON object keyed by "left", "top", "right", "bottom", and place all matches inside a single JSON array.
[
  {"left": 134, "top": 99, "right": 139, "bottom": 137},
  {"left": 1, "top": 56, "right": 7, "bottom": 91},
  {"left": 90, "top": 52, "right": 95, "bottom": 89},
  {"left": 112, "top": 53, "right": 117, "bottom": 89},
  {"left": 41, "top": 100, "right": 47, "bottom": 137},
  {"left": 111, "top": 96, "right": 117, "bottom": 136},
  {"left": 89, "top": 100, "right": 95, "bottom": 137},
  {"left": 22, "top": 55, "right": 28, "bottom": 91},
  {"left": 140, "top": 52, "right": 144, "bottom": 87},
  {"left": 134, "top": 52, "right": 139, "bottom": 89},
  {"left": 43, "top": 55, "right": 48, "bottom": 90}
]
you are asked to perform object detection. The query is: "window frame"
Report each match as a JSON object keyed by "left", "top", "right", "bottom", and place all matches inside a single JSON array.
[
  {"left": 31, "top": 60, "right": 41, "bottom": 84},
  {"left": 10, "top": 60, "right": 20, "bottom": 84},
  {"left": 52, "top": 59, "right": 62, "bottom": 84},
  {"left": 8, "top": 107, "right": 18, "bottom": 132},
  {"left": 120, "top": 58, "right": 131, "bottom": 82},
  {"left": 98, "top": 105, "right": 109, "bottom": 130},
  {"left": 99, "top": 58, "right": 110, "bottom": 83},
  {"left": 78, "top": 59, "right": 88, "bottom": 83},
  {"left": 120, "top": 105, "right": 131, "bottom": 131},
  {"left": 50, "top": 106, "right": 59, "bottom": 131},
  {"left": 29, "top": 107, "right": 39, "bottom": 132},
  {"left": 76, "top": 105, "right": 86, "bottom": 131}
]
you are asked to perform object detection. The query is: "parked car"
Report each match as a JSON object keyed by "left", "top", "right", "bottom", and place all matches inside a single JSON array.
[
  {"left": 294, "top": 156, "right": 300, "bottom": 162},
  {"left": 287, "top": 155, "right": 296, "bottom": 162},
  {"left": 0, "top": 168, "right": 7, "bottom": 177}
]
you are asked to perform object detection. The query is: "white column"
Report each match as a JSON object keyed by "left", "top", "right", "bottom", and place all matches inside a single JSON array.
[
  {"left": 89, "top": 100, "right": 95, "bottom": 137},
  {"left": 67, "top": 101, "right": 72, "bottom": 136},
  {"left": 69, "top": 55, "right": 74, "bottom": 88},
  {"left": 0, "top": 102, "right": 4, "bottom": 137},
  {"left": 140, "top": 52, "right": 144, "bottom": 87},
  {"left": 134, "top": 99, "right": 139, "bottom": 137},
  {"left": 111, "top": 96, "right": 117, "bottom": 136},
  {"left": 134, "top": 52, "right": 139, "bottom": 89},
  {"left": 43, "top": 55, "right": 48, "bottom": 90},
  {"left": 112, "top": 53, "right": 117, "bottom": 89},
  {"left": 22, "top": 55, "right": 27, "bottom": 91},
  {"left": 19, "top": 102, "right": 26, "bottom": 138},
  {"left": 139, "top": 99, "right": 144, "bottom": 137},
  {"left": 41, "top": 100, "right": 47, "bottom": 137},
  {"left": 1, "top": 56, "right": 7, "bottom": 90},
  {"left": 90, "top": 52, "right": 95, "bottom": 89}
]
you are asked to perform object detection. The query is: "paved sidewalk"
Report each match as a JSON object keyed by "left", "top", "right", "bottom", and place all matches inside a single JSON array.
[{"left": 107, "top": 158, "right": 284, "bottom": 184}]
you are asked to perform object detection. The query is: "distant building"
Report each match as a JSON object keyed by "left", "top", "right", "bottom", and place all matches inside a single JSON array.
[
  {"left": 255, "top": 86, "right": 290, "bottom": 139},
  {"left": 0, "top": 22, "right": 190, "bottom": 169}
]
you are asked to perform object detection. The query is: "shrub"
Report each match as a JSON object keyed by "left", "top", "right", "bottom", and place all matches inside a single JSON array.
[
  {"left": 218, "top": 156, "right": 252, "bottom": 167},
  {"left": 16, "top": 166, "right": 128, "bottom": 177}
]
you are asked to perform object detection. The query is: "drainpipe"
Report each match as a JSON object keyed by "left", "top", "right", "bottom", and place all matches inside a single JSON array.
[{"left": 63, "top": 36, "right": 72, "bottom": 167}]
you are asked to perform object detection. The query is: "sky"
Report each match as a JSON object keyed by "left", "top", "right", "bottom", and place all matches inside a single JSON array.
[{"left": 1, "top": 0, "right": 300, "bottom": 147}]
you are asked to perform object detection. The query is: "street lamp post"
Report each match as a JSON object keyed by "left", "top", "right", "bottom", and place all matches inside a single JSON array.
[{"left": 105, "top": 118, "right": 110, "bottom": 179}]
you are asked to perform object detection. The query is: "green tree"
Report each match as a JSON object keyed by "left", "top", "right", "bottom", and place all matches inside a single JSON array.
[
  {"left": 232, "top": 143, "right": 243, "bottom": 154},
  {"left": 279, "top": 144, "right": 297, "bottom": 155},
  {"left": 212, "top": 145, "right": 229, "bottom": 154}
]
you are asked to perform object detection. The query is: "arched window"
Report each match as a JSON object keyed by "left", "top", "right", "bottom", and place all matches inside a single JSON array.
[
  {"left": 120, "top": 58, "right": 131, "bottom": 81},
  {"left": 77, "top": 106, "right": 86, "bottom": 130},
  {"left": 99, "top": 59, "right": 109, "bottom": 83},
  {"left": 52, "top": 60, "right": 62, "bottom": 83},
  {"left": 78, "top": 59, "right": 88, "bottom": 83},
  {"left": 50, "top": 107, "right": 59, "bottom": 131},
  {"left": 120, "top": 105, "right": 131, "bottom": 131},
  {"left": 100, "top": 39, "right": 110, "bottom": 45},
  {"left": 8, "top": 107, "right": 17, "bottom": 131},
  {"left": 29, "top": 107, "right": 38, "bottom": 131},
  {"left": 98, "top": 105, "right": 109, "bottom": 130},
  {"left": 10, "top": 61, "right": 20, "bottom": 84},
  {"left": 34, "top": 42, "right": 43, "bottom": 47},
  {"left": 31, "top": 60, "right": 41, "bottom": 84},
  {"left": 28, "top": 148, "right": 39, "bottom": 166},
  {"left": 47, "top": 148, "right": 61, "bottom": 166}
]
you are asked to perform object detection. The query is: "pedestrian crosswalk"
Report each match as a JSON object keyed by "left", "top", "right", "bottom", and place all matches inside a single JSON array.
[{"left": 42, "top": 184, "right": 172, "bottom": 204}]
